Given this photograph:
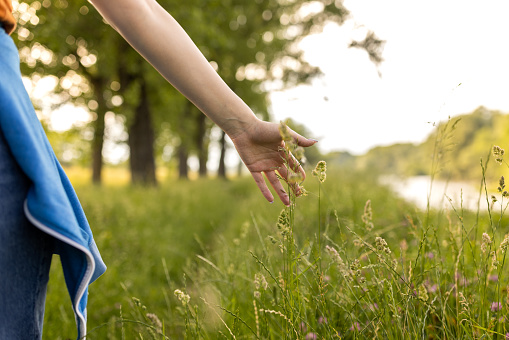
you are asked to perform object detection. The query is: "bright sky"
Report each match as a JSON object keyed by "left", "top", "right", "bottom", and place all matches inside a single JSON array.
[{"left": 270, "top": 0, "right": 509, "bottom": 155}]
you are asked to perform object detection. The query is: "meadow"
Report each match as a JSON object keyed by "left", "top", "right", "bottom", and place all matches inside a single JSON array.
[{"left": 42, "top": 147, "right": 509, "bottom": 339}]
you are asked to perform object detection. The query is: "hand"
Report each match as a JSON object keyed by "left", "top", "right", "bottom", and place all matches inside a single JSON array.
[{"left": 230, "top": 119, "right": 317, "bottom": 206}]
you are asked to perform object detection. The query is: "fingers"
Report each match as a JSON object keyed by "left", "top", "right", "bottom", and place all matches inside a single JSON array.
[
  {"left": 265, "top": 171, "right": 290, "bottom": 206},
  {"left": 251, "top": 172, "right": 275, "bottom": 204}
]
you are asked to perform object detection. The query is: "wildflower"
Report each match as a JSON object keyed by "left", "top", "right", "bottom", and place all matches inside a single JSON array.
[
  {"left": 362, "top": 200, "right": 374, "bottom": 231},
  {"left": 349, "top": 322, "right": 361, "bottom": 331},
  {"left": 418, "top": 284, "right": 429, "bottom": 302},
  {"left": 318, "top": 316, "right": 327, "bottom": 324},
  {"left": 174, "top": 289, "right": 190, "bottom": 306},
  {"left": 369, "top": 303, "right": 379, "bottom": 311},
  {"left": 312, "top": 160, "right": 327, "bottom": 183},
  {"left": 493, "top": 145, "right": 505, "bottom": 164},
  {"left": 491, "top": 302, "right": 502, "bottom": 312},
  {"left": 253, "top": 291, "right": 261, "bottom": 299},
  {"left": 146, "top": 313, "right": 162, "bottom": 331},
  {"left": 427, "top": 284, "right": 438, "bottom": 293},
  {"left": 375, "top": 236, "right": 391, "bottom": 255},
  {"left": 500, "top": 234, "right": 509, "bottom": 254},
  {"left": 305, "top": 333, "right": 317, "bottom": 340},
  {"left": 299, "top": 322, "right": 307, "bottom": 333},
  {"left": 489, "top": 274, "right": 499, "bottom": 282},
  {"left": 481, "top": 233, "right": 492, "bottom": 253}
]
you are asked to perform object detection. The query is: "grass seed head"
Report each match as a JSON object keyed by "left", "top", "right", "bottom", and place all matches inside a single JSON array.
[
  {"left": 500, "top": 234, "right": 509, "bottom": 254},
  {"left": 375, "top": 236, "right": 391, "bottom": 255},
  {"left": 362, "top": 200, "right": 374, "bottom": 231},
  {"left": 288, "top": 172, "right": 304, "bottom": 184},
  {"left": 482, "top": 233, "right": 492, "bottom": 253},
  {"left": 174, "top": 289, "right": 190, "bottom": 306},
  {"left": 491, "top": 251, "right": 499, "bottom": 269},
  {"left": 418, "top": 284, "right": 429, "bottom": 302},
  {"left": 278, "top": 121, "right": 293, "bottom": 142},
  {"left": 312, "top": 160, "right": 327, "bottom": 183},
  {"left": 146, "top": 313, "right": 163, "bottom": 332},
  {"left": 493, "top": 145, "right": 505, "bottom": 164},
  {"left": 499, "top": 176, "right": 506, "bottom": 192}
]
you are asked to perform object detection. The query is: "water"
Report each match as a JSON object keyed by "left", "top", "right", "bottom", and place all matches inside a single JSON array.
[{"left": 379, "top": 175, "right": 490, "bottom": 211}]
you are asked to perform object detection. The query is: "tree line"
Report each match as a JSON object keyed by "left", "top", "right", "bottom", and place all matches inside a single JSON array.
[
  {"left": 12, "top": 0, "right": 383, "bottom": 185},
  {"left": 352, "top": 107, "right": 509, "bottom": 183}
]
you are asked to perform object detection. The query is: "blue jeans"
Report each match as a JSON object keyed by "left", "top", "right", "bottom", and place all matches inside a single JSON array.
[{"left": 0, "top": 100, "right": 54, "bottom": 337}]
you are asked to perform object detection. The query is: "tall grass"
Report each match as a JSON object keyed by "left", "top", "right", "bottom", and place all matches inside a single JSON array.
[{"left": 43, "top": 127, "right": 509, "bottom": 339}]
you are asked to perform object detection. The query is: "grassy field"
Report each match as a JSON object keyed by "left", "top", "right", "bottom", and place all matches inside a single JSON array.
[{"left": 42, "top": 159, "right": 509, "bottom": 339}]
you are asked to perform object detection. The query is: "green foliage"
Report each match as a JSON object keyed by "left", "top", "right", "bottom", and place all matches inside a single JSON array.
[
  {"left": 356, "top": 107, "right": 509, "bottom": 184},
  {"left": 12, "top": 0, "right": 380, "bottom": 173},
  {"left": 42, "top": 157, "right": 509, "bottom": 339}
]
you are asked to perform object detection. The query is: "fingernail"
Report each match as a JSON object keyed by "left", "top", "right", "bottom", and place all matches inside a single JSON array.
[
  {"left": 269, "top": 201, "right": 274, "bottom": 204},
  {"left": 309, "top": 138, "right": 318, "bottom": 143}
]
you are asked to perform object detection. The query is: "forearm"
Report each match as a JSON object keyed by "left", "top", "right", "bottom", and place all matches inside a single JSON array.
[{"left": 89, "top": 0, "right": 258, "bottom": 137}]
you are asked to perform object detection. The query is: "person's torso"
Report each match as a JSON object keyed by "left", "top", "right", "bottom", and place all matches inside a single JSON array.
[{"left": 0, "top": 0, "right": 15, "bottom": 35}]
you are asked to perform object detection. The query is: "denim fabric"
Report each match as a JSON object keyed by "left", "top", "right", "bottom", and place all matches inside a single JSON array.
[{"left": 0, "top": 128, "right": 54, "bottom": 339}]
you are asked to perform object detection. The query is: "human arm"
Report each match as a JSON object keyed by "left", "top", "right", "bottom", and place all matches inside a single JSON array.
[{"left": 89, "top": 0, "right": 317, "bottom": 205}]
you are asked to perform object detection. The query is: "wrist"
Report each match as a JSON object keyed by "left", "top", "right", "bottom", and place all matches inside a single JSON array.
[{"left": 217, "top": 102, "right": 260, "bottom": 140}]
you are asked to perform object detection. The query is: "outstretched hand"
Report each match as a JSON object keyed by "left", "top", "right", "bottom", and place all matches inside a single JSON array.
[{"left": 230, "top": 119, "right": 317, "bottom": 206}]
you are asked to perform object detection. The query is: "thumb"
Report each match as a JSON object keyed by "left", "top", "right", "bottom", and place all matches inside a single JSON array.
[{"left": 289, "top": 129, "right": 318, "bottom": 147}]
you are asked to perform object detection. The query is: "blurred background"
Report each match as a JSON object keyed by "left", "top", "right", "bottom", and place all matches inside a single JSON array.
[
  {"left": 10, "top": 0, "right": 509, "bottom": 188},
  {"left": 8, "top": 1, "right": 509, "bottom": 337}
]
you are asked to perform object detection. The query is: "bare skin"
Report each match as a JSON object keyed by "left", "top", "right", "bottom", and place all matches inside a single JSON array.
[{"left": 90, "top": 0, "right": 317, "bottom": 205}]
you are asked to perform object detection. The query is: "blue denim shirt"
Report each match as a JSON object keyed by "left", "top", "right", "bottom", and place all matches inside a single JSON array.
[{"left": 0, "top": 29, "right": 106, "bottom": 339}]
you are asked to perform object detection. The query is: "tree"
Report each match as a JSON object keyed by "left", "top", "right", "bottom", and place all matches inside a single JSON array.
[
  {"left": 12, "top": 0, "right": 125, "bottom": 183},
  {"left": 164, "top": 0, "right": 383, "bottom": 177},
  {"left": 13, "top": 0, "right": 383, "bottom": 183}
]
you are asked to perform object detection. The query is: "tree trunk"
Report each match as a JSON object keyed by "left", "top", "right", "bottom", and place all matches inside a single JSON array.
[
  {"left": 91, "top": 77, "right": 107, "bottom": 184},
  {"left": 128, "top": 78, "right": 157, "bottom": 185},
  {"left": 195, "top": 112, "right": 208, "bottom": 177},
  {"left": 177, "top": 144, "right": 189, "bottom": 179},
  {"left": 217, "top": 130, "right": 227, "bottom": 178}
]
